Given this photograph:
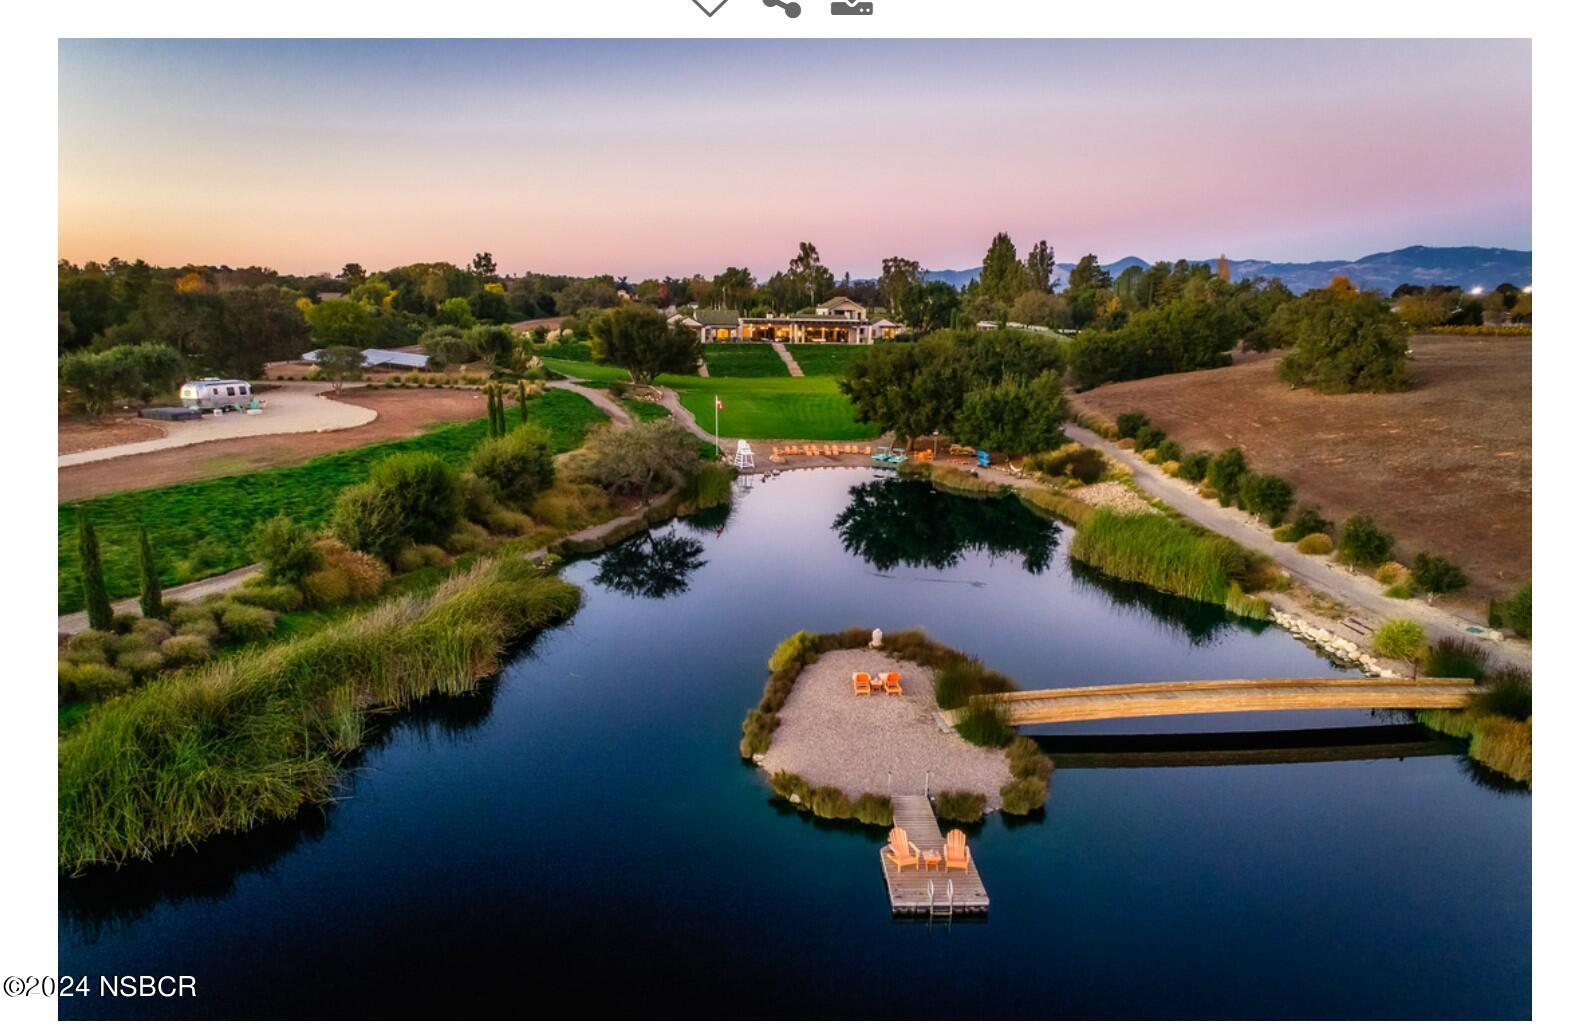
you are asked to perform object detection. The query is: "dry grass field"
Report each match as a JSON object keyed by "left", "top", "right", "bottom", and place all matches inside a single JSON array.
[{"left": 1075, "top": 335, "right": 1530, "bottom": 616}]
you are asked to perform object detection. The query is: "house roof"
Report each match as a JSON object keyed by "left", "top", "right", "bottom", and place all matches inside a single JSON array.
[
  {"left": 818, "top": 296, "right": 863, "bottom": 310},
  {"left": 694, "top": 308, "right": 740, "bottom": 326}
]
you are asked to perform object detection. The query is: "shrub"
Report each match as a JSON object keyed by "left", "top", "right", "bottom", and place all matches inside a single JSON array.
[
  {"left": 116, "top": 648, "right": 166, "bottom": 677},
  {"left": 1140, "top": 447, "right": 1160, "bottom": 463},
  {"left": 1114, "top": 411, "right": 1149, "bottom": 438},
  {"left": 1028, "top": 444, "right": 1106, "bottom": 485},
  {"left": 77, "top": 511, "right": 113, "bottom": 632},
  {"left": 469, "top": 425, "right": 556, "bottom": 506},
  {"left": 1384, "top": 582, "right": 1414, "bottom": 599},
  {"left": 251, "top": 515, "right": 321, "bottom": 585},
  {"left": 851, "top": 793, "right": 894, "bottom": 827},
  {"left": 1153, "top": 439, "right": 1183, "bottom": 463},
  {"left": 395, "top": 543, "right": 450, "bottom": 573},
  {"left": 955, "top": 696, "right": 1016, "bottom": 747},
  {"left": 370, "top": 452, "right": 464, "bottom": 544},
  {"left": 1493, "top": 582, "right": 1531, "bottom": 638},
  {"left": 767, "top": 770, "right": 808, "bottom": 801},
  {"left": 1204, "top": 448, "right": 1249, "bottom": 506},
  {"left": 934, "top": 659, "right": 1017, "bottom": 710},
  {"left": 160, "top": 634, "right": 213, "bottom": 666},
  {"left": 1238, "top": 473, "right": 1294, "bottom": 526},
  {"left": 300, "top": 568, "right": 351, "bottom": 608},
  {"left": 1338, "top": 513, "right": 1394, "bottom": 566},
  {"left": 130, "top": 617, "right": 172, "bottom": 643},
  {"left": 1133, "top": 424, "right": 1167, "bottom": 451},
  {"left": 769, "top": 631, "right": 819, "bottom": 674},
  {"left": 229, "top": 583, "right": 305, "bottom": 612},
  {"left": 63, "top": 630, "right": 114, "bottom": 666},
  {"left": 740, "top": 708, "right": 781, "bottom": 758},
  {"left": 1296, "top": 532, "right": 1334, "bottom": 555},
  {"left": 1005, "top": 736, "right": 1053, "bottom": 780},
  {"left": 1424, "top": 636, "right": 1489, "bottom": 681},
  {"left": 1160, "top": 460, "right": 1181, "bottom": 477},
  {"left": 1372, "top": 618, "right": 1427, "bottom": 675},
  {"left": 315, "top": 539, "right": 389, "bottom": 601},
  {"left": 174, "top": 614, "right": 220, "bottom": 640},
  {"left": 932, "top": 790, "right": 986, "bottom": 824},
  {"left": 1374, "top": 561, "right": 1409, "bottom": 586},
  {"left": 1411, "top": 552, "right": 1468, "bottom": 595},
  {"left": 137, "top": 527, "right": 165, "bottom": 619},
  {"left": 218, "top": 602, "right": 276, "bottom": 641},
  {"left": 329, "top": 483, "right": 407, "bottom": 561},
  {"left": 1115, "top": 437, "right": 1136, "bottom": 450},
  {"left": 809, "top": 785, "right": 854, "bottom": 821},
  {"left": 1479, "top": 666, "right": 1531, "bottom": 721},
  {"left": 58, "top": 660, "right": 132, "bottom": 705},
  {"left": 1287, "top": 505, "right": 1332, "bottom": 541},
  {"left": 1175, "top": 451, "right": 1211, "bottom": 482},
  {"left": 1000, "top": 776, "right": 1048, "bottom": 815}
]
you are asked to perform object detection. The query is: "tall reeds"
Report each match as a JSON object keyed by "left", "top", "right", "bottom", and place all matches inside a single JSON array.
[
  {"left": 1069, "top": 509, "right": 1256, "bottom": 606},
  {"left": 59, "top": 555, "right": 581, "bottom": 872}
]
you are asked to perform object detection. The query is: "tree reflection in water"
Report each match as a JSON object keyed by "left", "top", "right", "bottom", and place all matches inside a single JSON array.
[
  {"left": 593, "top": 530, "right": 708, "bottom": 599},
  {"left": 832, "top": 477, "right": 1059, "bottom": 574}
]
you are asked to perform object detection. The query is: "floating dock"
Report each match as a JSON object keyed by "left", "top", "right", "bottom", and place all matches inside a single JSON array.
[{"left": 881, "top": 795, "right": 989, "bottom": 917}]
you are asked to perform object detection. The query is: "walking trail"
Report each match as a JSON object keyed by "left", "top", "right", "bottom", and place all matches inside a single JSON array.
[{"left": 1063, "top": 425, "right": 1531, "bottom": 671}]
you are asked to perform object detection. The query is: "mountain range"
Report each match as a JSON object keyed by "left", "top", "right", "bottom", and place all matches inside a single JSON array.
[{"left": 922, "top": 246, "right": 1532, "bottom": 296}]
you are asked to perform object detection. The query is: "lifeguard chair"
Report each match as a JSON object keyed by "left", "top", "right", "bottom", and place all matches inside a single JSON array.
[{"left": 731, "top": 440, "right": 755, "bottom": 470}]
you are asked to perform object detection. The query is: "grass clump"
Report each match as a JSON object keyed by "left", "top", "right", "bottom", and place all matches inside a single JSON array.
[
  {"left": 1001, "top": 775, "right": 1049, "bottom": 815},
  {"left": 1027, "top": 443, "right": 1107, "bottom": 484},
  {"left": 1489, "top": 582, "right": 1531, "bottom": 638},
  {"left": 229, "top": 583, "right": 305, "bottom": 612},
  {"left": 1374, "top": 561, "right": 1409, "bottom": 586},
  {"left": 954, "top": 696, "right": 1015, "bottom": 748},
  {"left": 934, "top": 658, "right": 1017, "bottom": 709},
  {"left": 159, "top": 634, "right": 213, "bottom": 666},
  {"left": 58, "top": 661, "right": 133, "bottom": 706},
  {"left": 1296, "top": 532, "right": 1334, "bottom": 555},
  {"left": 1423, "top": 636, "right": 1489, "bottom": 681},
  {"left": 1005, "top": 736, "right": 1053, "bottom": 780},
  {"left": 58, "top": 555, "right": 582, "bottom": 872},
  {"left": 769, "top": 631, "right": 819, "bottom": 674},
  {"left": 1225, "top": 582, "right": 1272, "bottom": 621},
  {"left": 218, "top": 602, "right": 277, "bottom": 642},
  {"left": 933, "top": 790, "right": 987, "bottom": 824}
]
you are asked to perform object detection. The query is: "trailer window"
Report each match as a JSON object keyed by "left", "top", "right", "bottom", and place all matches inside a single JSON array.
[{"left": 227, "top": 387, "right": 236, "bottom": 396}]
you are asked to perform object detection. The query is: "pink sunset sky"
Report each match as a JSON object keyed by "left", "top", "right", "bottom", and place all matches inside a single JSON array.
[{"left": 58, "top": 38, "right": 1531, "bottom": 278}]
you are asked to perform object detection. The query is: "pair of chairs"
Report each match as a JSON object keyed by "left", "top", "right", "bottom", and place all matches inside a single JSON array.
[
  {"left": 884, "top": 826, "right": 971, "bottom": 873},
  {"left": 853, "top": 671, "right": 902, "bottom": 696}
]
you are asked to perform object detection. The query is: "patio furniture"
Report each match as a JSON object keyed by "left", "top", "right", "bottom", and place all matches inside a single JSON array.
[
  {"left": 923, "top": 849, "right": 942, "bottom": 871},
  {"left": 884, "top": 827, "right": 922, "bottom": 872},
  {"left": 853, "top": 672, "right": 872, "bottom": 696},
  {"left": 883, "top": 672, "right": 902, "bottom": 695},
  {"left": 944, "top": 829, "right": 972, "bottom": 871}
]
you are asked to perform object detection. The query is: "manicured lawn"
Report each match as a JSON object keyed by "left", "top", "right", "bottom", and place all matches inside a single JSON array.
[
  {"left": 702, "top": 342, "right": 791, "bottom": 377},
  {"left": 664, "top": 375, "right": 877, "bottom": 441},
  {"left": 540, "top": 357, "right": 630, "bottom": 382},
  {"left": 58, "top": 390, "right": 607, "bottom": 613},
  {"left": 787, "top": 344, "right": 873, "bottom": 378}
]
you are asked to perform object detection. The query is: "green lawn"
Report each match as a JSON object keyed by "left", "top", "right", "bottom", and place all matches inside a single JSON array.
[
  {"left": 541, "top": 357, "right": 630, "bottom": 382},
  {"left": 701, "top": 342, "right": 791, "bottom": 377},
  {"left": 665, "top": 375, "right": 877, "bottom": 441},
  {"left": 58, "top": 390, "right": 607, "bottom": 613},
  {"left": 786, "top": 344, "right": 872, "bottom": 378}
]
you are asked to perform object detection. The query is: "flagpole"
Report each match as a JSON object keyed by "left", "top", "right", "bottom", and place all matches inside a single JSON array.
[{"left": 714, "top": 395, "right": 720, "bottom": 460}]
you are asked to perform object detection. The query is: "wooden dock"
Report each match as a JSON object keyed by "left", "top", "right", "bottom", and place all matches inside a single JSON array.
[{"left": 881, "top": 795, "right": 989, "bottom": 917}]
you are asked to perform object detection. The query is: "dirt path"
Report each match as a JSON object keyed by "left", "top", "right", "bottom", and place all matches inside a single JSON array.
[
  {"left": 58, "top": 564, "right": 262, "bottom": 635},
  {"left": 58, "top": 389, "right": 493, "bottom": 502},
  {"left": 59, "top": 383, "right": 376, "bottom": 468},
  {"left": 1064, "top": 425, "right": 1531, "bottom": 671}
]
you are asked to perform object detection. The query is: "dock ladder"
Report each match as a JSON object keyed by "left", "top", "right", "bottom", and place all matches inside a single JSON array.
[{"left": 926, "top": 879, "right": 955, "bottom": 920}]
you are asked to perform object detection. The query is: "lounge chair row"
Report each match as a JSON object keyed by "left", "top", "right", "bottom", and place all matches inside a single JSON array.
[
  {"left": 853, "top": 671, "right": 902, "bottom": 696},
  {"left": 884, "top": 827, "right": 972, "bottom": 873},
  {"left": 769, "top": 443, "right": 873, "bottom": 461}
]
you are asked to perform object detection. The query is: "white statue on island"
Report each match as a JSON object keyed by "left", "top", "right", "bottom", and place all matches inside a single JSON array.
[{"left": 871, "top": 628, "right": 883, "bottom": 649}]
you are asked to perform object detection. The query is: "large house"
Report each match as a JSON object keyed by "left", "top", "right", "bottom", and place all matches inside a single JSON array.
[{"left": 685, "top": 297, "right": 903, "bottom": 344}]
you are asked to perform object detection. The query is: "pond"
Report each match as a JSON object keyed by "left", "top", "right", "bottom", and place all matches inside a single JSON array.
[{"left": 58, "top": 469, "right": 1530, "bottom": 1019}]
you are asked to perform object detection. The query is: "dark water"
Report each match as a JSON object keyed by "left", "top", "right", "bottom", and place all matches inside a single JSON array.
[{"left": 58, "top": 470, "right": 1530, "bottom": 1018}]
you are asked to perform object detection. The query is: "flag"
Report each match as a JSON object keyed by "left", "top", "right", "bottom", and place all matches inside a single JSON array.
[{"left": 715, "top": 396, "right": 724, "bottom": 410}]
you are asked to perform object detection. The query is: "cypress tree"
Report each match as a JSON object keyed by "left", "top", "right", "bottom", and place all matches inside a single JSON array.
[
  {"left": 517, "top": 380, "right": 528, "bottom": 425},
  {"left": 137, "top": 526, "right": 165, "bottom": 619},
  {"left": 77, "top": 511, "right": 114, "bottom": 631}
]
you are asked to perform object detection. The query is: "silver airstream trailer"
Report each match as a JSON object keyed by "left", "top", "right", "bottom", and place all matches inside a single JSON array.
[{"left": 179, "top": 377, "right": 254, "bottom": 412}]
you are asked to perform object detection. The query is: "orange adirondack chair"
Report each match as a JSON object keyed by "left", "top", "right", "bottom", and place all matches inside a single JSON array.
[
  {"left": 884, "top": 826, "right": 922, "bottom": 872},
  {"left": 944, "top": 829, "right": 972, "bottom": 871},
  {"left": 883, "top": 671, "right": 903, "bottom": 695},
  {"left": 853, "top": 672, "right": 872, "bottom": 696}
]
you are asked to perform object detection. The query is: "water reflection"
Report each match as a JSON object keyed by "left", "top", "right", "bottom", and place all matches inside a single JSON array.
[
  {"left": 1036, "top": 723, "right": 1463, "bottom": 769},
  {"left": 592, "top": 530, "right": 708, "bottom": 599},
  {"left": 833, "top": 476, "right": 1059, "bottom": 573},
  {"left": 1067, "top": 559, "right": 1249, "bottom": 646}
]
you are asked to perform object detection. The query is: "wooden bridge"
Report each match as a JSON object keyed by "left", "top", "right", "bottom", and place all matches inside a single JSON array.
[{"left": 956, "top": 677, "right": 1481, "bottom": 727}]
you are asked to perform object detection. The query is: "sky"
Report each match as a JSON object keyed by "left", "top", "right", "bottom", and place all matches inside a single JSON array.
[{"left": 57, "top": 38, "right": 1532, "bottom": 279}]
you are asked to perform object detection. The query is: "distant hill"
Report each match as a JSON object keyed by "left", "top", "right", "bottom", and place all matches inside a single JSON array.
[
  {"left": 1208, "top": 246, "right": 1531, "bottom": 294},
  {"left": 921, "top": 246, "right": 1529, "bottom": 295},
  {"left": 924, "top": 256, "right": 1149, "bottom": 291}
]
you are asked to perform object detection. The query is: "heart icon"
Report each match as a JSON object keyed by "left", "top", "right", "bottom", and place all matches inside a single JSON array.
[{"left": 690, "top": 0, "right": 730, "bottom": 14}]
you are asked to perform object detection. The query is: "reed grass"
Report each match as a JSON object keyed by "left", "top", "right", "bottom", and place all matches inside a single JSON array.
[
  {"left": 1070, "top": 509, "right": 1256, "bottom": 606},
  {"left": 58, "top": 555, "right": 581, "bottom": 872}
]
